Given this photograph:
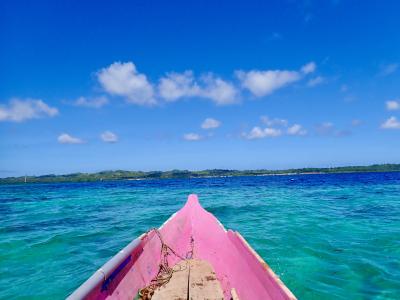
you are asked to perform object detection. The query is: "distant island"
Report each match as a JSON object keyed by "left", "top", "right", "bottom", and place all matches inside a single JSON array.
[{"left": 1, "top": 163, "right": 400, "bottom": 184}]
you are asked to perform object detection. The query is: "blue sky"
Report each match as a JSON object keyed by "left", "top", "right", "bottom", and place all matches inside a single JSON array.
[{"left": 1, "top": 0, "right": 400, "bottom": 177}]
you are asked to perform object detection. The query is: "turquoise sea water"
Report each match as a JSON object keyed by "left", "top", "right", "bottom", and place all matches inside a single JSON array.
[{"left": 1, "top": 172, "right": 400, "bottom": 299}]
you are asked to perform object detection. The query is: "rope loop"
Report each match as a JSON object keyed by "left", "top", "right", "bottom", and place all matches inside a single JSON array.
[{"left": 138, "top": 228, "right": 193, "bottom": 300}]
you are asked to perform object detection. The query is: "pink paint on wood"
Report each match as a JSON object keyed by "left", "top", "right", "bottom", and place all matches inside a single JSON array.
[{"left": 74, "top": 194, "right": 296, "bottom": 300}]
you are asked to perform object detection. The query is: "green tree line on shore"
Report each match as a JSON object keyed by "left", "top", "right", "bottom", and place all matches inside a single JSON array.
[{"left": 1, "top": 164, "right": 400, "bottom": 184}]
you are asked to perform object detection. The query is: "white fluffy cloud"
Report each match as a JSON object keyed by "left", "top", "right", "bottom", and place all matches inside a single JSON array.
[
  {"left": 386, "top": 100, "right": 400, "bottom": 111},
  {"left": 245, "top": 116, "right": 308, "bottom": 139},
  {"left": 200, "top": 74, "right": 238, "bottom": 105},
  {"left": 58, "top": 133, "right": 84, "bottom": 144},
  {"left": 245, "top": 126, "right": 282, "bottom": 139},
  {"left": 158, "top": 71, "right": 200, "bottom": 101},
  {"left": 201, "top": 118, "right": 221, "bottom": 129},
  {"left": 381, "top": 116, "right": 400, "bottom": 129},
  {"left": 236, "top": 70, "right": 300, "bottom": 97},
  {"left": 0, "top": 98, "right": 58, "bottom": 122},
  {"left": 97, "top": 61, "right": 316, "bottom": 105},
  {"left": 97, "top": 62, "right": 155, "bottom": 106},
  {"left": 236, "top": 62, "right": 315, "bottom": 97},
  {"left": 287, "top": 124, "right": 307, "bottom": 136},
  {"left": 183, "top": 133, "right": 202, "bottom": 141},
  {"left": 101, "top": 131, "right": 118, "bottom": 143},
  {"left": 73, "top": 96, "right": 109, "bottom": 108},
  {"left": 158, "top": 71, "right": 238, "bottom": 105}
]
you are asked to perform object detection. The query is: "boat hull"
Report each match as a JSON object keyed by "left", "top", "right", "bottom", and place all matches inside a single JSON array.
[{"left": 68, "top": 194, "right": 296, "bottom": 300}]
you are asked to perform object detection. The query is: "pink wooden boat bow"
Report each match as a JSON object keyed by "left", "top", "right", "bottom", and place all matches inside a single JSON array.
[{"left": 67, "top": 194, "right": 296, "bottom": 300}]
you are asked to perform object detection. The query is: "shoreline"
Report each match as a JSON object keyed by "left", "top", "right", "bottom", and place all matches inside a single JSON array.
[{"left": 2, "top": 166, "right": 400, "bottom": 184}]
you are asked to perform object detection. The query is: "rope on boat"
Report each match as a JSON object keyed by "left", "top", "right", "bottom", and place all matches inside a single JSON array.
[{"left": 138, "top": 228, "right": 193, "bottom": 300}]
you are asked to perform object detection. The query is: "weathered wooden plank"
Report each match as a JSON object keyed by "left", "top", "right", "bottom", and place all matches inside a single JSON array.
[
  {"left": 189, "top": 259, "right": 224, "bottom": 300},
  {"left": 152, "top": 260, "right": 189, "bottom": 300},
  {"left": 151, "top": 259, "right": 225, "bottom": 300}
]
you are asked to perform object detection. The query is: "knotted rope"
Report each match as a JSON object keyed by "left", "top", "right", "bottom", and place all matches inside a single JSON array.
[{"left": 138, "top": 229, "right": 193, "bottom": 300}]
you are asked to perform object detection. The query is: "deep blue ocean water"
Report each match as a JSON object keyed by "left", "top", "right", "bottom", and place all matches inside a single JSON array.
[{"left": 0, "top": 172, "right": 399, "bottom": 299}]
